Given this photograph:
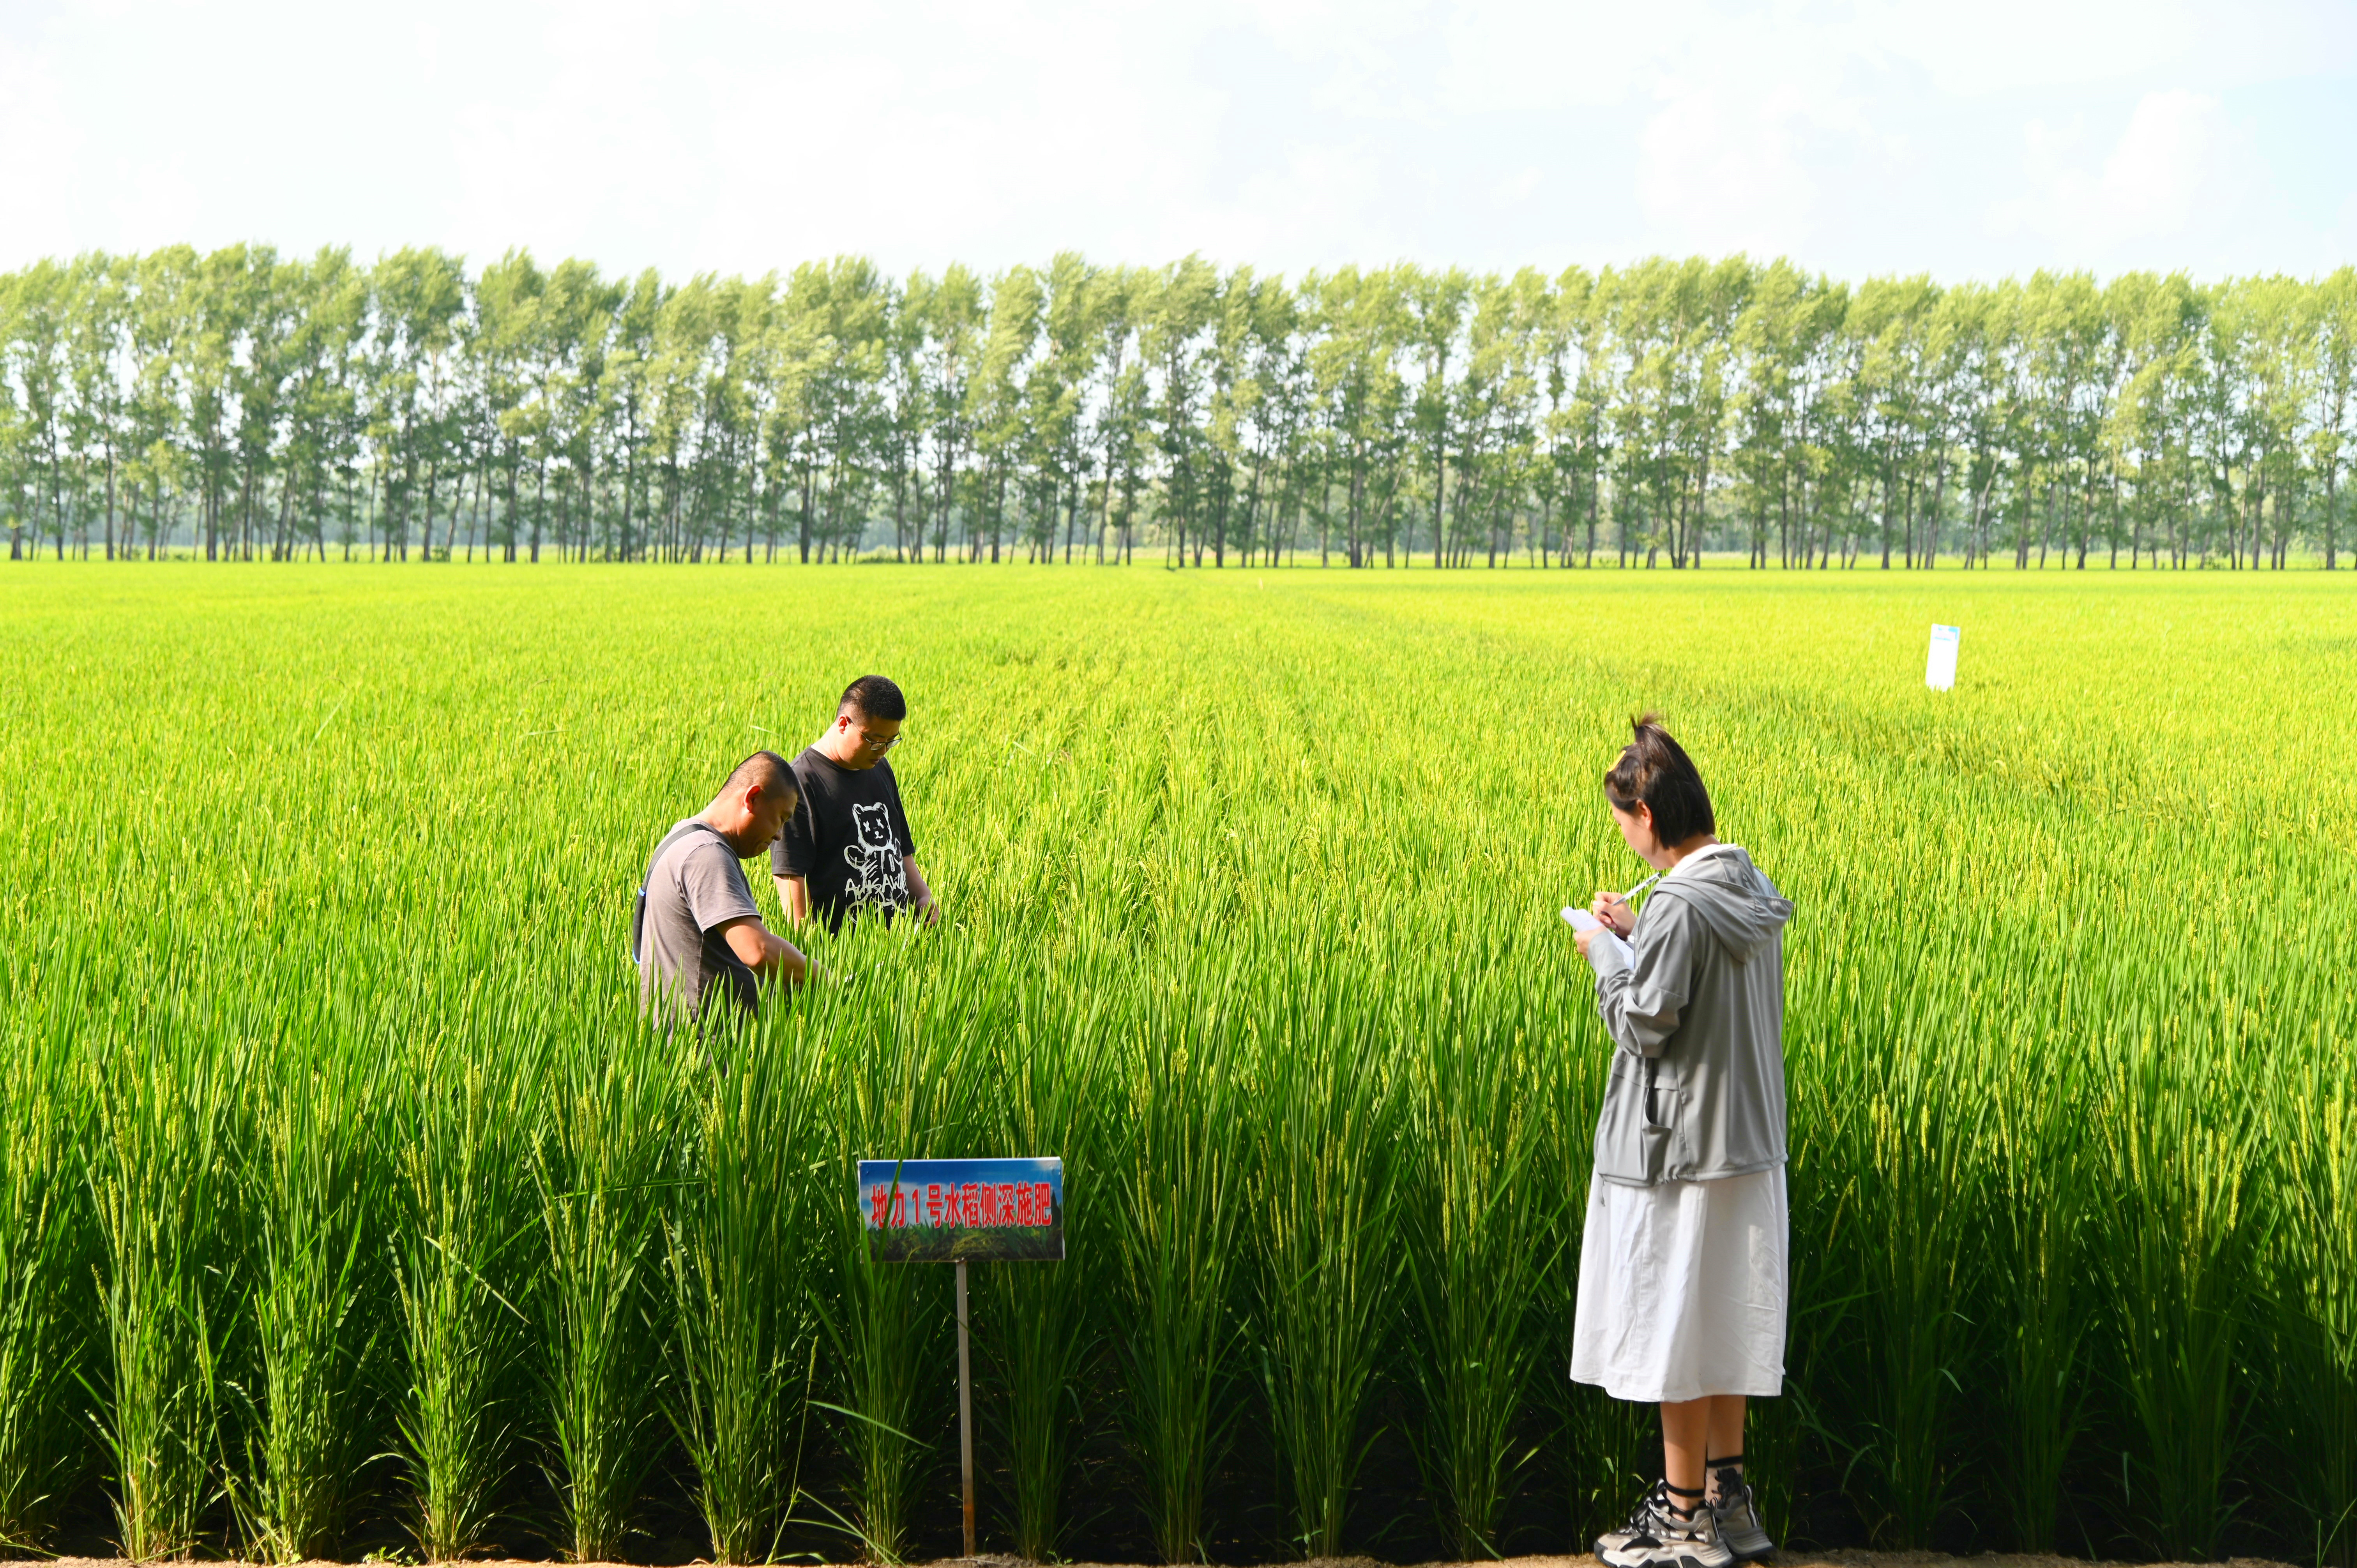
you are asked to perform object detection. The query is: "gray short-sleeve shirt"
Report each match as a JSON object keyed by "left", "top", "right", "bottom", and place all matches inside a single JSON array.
[{"left": 638, "top": 821, "right": 763, "bottom": 1019}]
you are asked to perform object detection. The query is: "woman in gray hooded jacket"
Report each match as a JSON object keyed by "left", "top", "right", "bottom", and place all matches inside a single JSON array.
[{"left": 1570, "top": 716, "right": 1794, "bottom": 1568}]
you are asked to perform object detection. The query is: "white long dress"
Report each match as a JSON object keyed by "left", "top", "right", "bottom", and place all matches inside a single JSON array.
[{"left": 1569, "top": 1164, "right": 1788, "bottom": 1404}]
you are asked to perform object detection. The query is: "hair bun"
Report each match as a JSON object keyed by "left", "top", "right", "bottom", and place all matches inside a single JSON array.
[{"left": 1603, "top": 717, "right": 1716, "bottom": 845}]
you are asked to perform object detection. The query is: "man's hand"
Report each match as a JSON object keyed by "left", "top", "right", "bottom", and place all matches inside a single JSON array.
[
  {"left": 774, "top": 873, "right": 811, "bottom": 927},
  {"left": 1590, "top": 892, "right": 1634, "bottom": 937},
  {"left": 719, "top": 916, "right": 809, "bottom": 988},
  {"left": 1574, "top": 923, "right": 1601, "bottom": 959},
  {"left": 904, "top": 857, "right": 939, "bottom": 926}
]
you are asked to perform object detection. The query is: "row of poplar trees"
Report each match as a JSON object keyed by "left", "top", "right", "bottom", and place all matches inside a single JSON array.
[{"left": 3, "top": 245, "right": 2353, "bottom": 569}]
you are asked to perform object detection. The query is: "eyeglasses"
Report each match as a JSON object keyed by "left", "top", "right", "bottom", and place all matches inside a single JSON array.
[{"left": 857, "top": 727, "right": 900, "bottom": 754}]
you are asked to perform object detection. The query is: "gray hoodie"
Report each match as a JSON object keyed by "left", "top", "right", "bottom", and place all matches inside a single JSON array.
[{"left": 1587, "top": 844, "right": 1794, "bottom": 1187}]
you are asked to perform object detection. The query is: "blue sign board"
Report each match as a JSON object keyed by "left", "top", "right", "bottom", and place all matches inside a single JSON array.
[{"left": 859, "top": 1156, "right": 1064, "bottom": 1263}]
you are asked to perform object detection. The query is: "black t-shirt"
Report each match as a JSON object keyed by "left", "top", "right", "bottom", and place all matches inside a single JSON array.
[{"left": 771, "top": 746, "right": 919, "bottom": 932}]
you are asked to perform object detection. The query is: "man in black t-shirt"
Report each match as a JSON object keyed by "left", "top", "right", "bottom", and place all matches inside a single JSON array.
[{"left": 771, "top": 675, "right": 939, "bottom": 933}]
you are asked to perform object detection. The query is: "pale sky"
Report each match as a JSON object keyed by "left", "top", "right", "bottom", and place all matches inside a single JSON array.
[{"left": 3, "top": 0, "right": 2353, "bottom": 285}]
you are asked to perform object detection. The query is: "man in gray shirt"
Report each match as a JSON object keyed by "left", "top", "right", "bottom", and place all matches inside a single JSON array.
[{"left": 636, "top": 750, "right": 809, "bottom": 1021}]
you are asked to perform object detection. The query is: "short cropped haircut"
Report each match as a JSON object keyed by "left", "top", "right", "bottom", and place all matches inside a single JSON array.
[
  {"left": 723, "top": 749, "right": 796, "bottom": 799},
  {"left": 1603, "top": 714, "right": 1715, "bottom": 845},
  {"left": 838, "top": 675, "right": 907, "bottom": 722}
]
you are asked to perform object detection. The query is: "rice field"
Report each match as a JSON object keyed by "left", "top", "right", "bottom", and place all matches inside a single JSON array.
[{"left": 2, "top": 564, "right": 2353, "bottom": 1566}]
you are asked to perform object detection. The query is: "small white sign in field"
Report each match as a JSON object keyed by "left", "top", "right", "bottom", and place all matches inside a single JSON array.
[{"left": 1926, "top": 624, "right": 1960, "bottom": 690}]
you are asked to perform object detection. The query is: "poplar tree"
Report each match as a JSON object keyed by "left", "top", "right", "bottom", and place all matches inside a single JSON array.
[{"left": 5, "top": 245, "right": 2355, "bottom": 569}]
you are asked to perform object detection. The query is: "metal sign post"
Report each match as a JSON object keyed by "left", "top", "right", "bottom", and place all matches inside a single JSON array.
[
  {"left": 956, "top": 1259, "right": 974, "bottom": 1557},
  {"left": 860, "top": 1155, "right": 1065, "bottom": 1561}
]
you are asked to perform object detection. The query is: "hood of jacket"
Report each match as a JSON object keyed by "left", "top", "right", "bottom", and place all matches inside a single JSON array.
[{"left": 1648, "top": 846, "right": 1793, "bottom": 964}]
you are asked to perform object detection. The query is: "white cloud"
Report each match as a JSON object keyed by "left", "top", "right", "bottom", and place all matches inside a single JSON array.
[
  {"left": 1622, "top": 8, "right": 1890, "bottom": 261},
  {"left": 1991, "top": 88, "right": 2255, "bottom": 263},
  {"left": 1490, "top": 166, "right": 1543, "bottom": 207},
  {"left": 1434, "top": 0, "right": 1668, "bottom": 111},
  {"left": 2101, "top": 90, "right": 2234, "bottom": 236},
  {"left": 0, "top": 27, "right": 82, "bottom": 261},
  {"left": 1849, "top": 0, "right": 2203, "bottom": 95},
  {"left": 1637, "top": 78, "right": 1823, "bottom": 256}
]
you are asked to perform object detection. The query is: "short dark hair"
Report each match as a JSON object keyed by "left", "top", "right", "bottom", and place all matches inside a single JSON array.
[
  {"left": 723, "top": 749, "right": 796, "bottom": 800},
  {"left": 1603, "top": 714, "right": 1715, "bottom": 845},
  {"left": 838, "top": 675, "right": 906, "bottom": 722}
]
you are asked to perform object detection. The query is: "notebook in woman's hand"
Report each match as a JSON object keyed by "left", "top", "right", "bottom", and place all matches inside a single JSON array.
[{"left": 1563, "top": 907, "right": 1634, "bottom": 972}]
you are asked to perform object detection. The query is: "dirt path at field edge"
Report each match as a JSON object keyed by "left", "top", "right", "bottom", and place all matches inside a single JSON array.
[{"left": 35, "top": 1552, "right": 2300, "bottom": 1568}]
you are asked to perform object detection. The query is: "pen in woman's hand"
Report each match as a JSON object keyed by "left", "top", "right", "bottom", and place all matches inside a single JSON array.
[{"left": 1591, "top": 872, "right": 1663, "bottom": 938}]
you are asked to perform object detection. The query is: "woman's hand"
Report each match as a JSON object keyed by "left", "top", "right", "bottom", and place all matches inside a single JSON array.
[
  {"left": 1574, "top": 923, "right": 1600, "bottom": 959},
  {"left": 1590, "top": 891, "right": 1634, "bottom": 937}
]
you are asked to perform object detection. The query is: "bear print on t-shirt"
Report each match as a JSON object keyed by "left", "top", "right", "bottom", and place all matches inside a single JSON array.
[{"left": 843, "top": 800, "right": 908, "bottom": 911}]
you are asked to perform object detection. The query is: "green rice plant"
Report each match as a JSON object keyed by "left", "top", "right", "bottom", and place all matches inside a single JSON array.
[
  {"left": 816, "top": 1192, "right": 936, "bottom": 1565},
  {"left": 0, "top": 1012, "right": 91, "bottom": 1551},
  {"left": 1747, "top": 859, "right": 1867, "bottom": 1557},
  {"left": 666, "top": 1022, "right": 834, "bottom": 1564},
  {"left": 1527, "top": 941, "right": 1659, "bottom": 1550},
  {"left": 88, "top": 1025, "right": 242, "bottom": 1561},
  {"left": 1399, "top": 985, "right": 1557, "bottom": 1559},
  {"left": 813, "top": 952, "right": 983, "bottom": 1563},
  {"left": 538, "top": 1024, "right": 682, "bottom": 1563},
  {"left": 2266, "top": 1062, "right": 2357, "bottom": 1567},
  {"left": 1553, "top": 1381, "right": 1661, "bottom": 1548},
  {"left": 1539, "top": 1169, "right": 1661, "bottom": 1543},
  {"left": 2100, "top": 1026, "right": 2260, "bottom": 1561},
  {"left": 228, "top": 1023, "right": 389, "bottom": 1561},
  {"left": 1112, "top": 992, "right": 1252, "bottom": 1564},
  {"left": 1249, "top": 979, "right": 1402, "bottom": 1559},
  {"left": 1752, "top": 1129, "right": 1852, "bottom": 1555},
  {"left": 1984, "top": 1044, "right": 2093, "bottom": 1552},
  {"left": 977, "top": 985, "right": 1117, "bottom": 1561},
  {"left": 394, "top": 1025, "right": 541, "bottom": 1560},
  {"left": 1841, "top": 1022, "right": 1987, "bottom": 1546}
]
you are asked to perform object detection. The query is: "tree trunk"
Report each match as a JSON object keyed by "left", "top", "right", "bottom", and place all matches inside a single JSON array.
[
  {"left": 2327, "top": 459, "right": 2341, "bottom": 570},
  {"left": 1431, "top": 436, "right": 1445, "bottom": 569}
]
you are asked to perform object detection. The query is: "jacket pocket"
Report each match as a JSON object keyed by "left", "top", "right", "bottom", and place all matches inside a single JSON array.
[{"left": 1594, "top": 1052, "right": 1673, "bottom": 1185}]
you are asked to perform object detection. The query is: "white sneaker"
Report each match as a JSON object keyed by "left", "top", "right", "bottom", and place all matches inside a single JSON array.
[
  {"left": 1597, "top": 1480, "right": 1735, "bottom": 1568},
  {"left": 1709, "top": 1466, "right": 1774, "bottom": 1562}
]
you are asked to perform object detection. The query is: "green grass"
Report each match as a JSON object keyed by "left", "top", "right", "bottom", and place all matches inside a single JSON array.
[{"left": 1, "top": 563, "right": 2353, "bottom": 1563}]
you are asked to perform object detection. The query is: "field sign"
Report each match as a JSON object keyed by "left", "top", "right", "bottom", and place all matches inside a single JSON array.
[
  {"left": 859, "top": 1156, "right": 1063, "bottom": 1263},
  {"left": 1926, "top": 624, "right": 1960, "bottom": 690},
  {"left": 862, "top": 1156, "right": 1064, "bottom": 1557}
]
